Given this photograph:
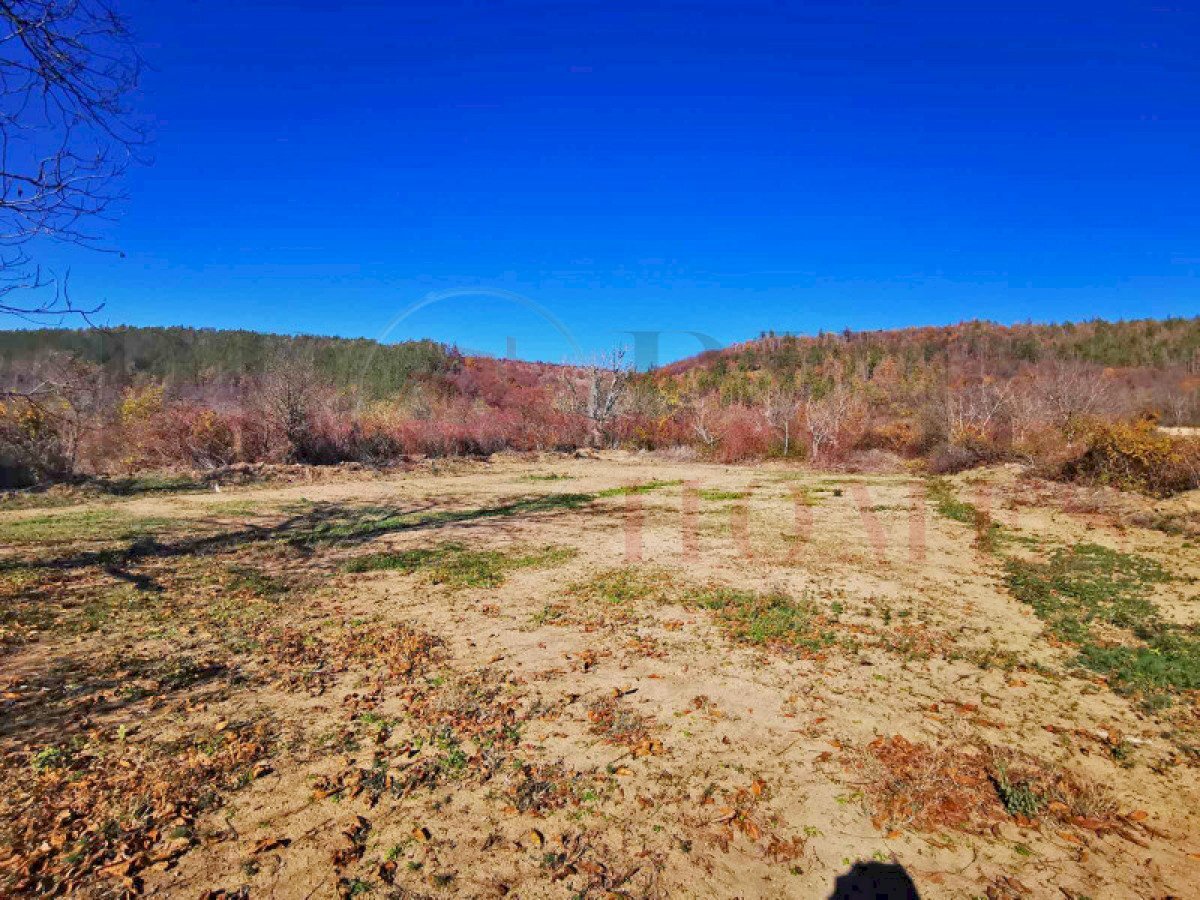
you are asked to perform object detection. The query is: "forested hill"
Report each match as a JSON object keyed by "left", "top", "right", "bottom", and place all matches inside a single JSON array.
[
  {"left": 0, "top": 326, "right": 456, "bottom": 396},
  {"left": 661, "top": 317, "right": 1200, "bottom": 378},
  {"left": 2, "top": 318, "right": 1199, "bottom": 395}
]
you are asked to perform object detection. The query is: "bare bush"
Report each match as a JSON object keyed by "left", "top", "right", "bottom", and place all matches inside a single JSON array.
[
  {"left": 0, "top": 353, "right": 100, "bottom": 482},
  {"left": 561, "top": 349, "right": 630, "bottom": 448},
  {"left": 805, "top": 383, "right": 863, "bottom": 462},
  {"left": 1036, "top": 361, "right": 1113, "bottom": 424},
  {"left": 1155, "top": 386, "right": 1199, "bottom": 427},
  {"left": 686, "top": 392, "right": 722, "bottom": 453},
  {"left": 945, "top": 380, "right": 1011, "bottom": 444},
  {"left": 258, "top": 354, "right": 323, "bottom": 462},
  {"left": 763, "top": 383, "right": 802, "bottom": 456}
]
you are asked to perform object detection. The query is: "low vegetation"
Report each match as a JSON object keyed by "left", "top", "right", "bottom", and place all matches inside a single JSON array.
[
  {"left": 596, "top": 479, "right": 683, "bottom": 498},
  {"left": 568, "top": 566, "right": 677, "bottom": 606},
  {"left": 926, "top": 477, "right": 1004, "bottom": 551},
  {"left": 1004, "top": 546, "right": 1199, "bottom": 704},
  {"left": 693, "top": 585, "right": 834, "bottom": 651},
  {"left": 290, "top": 493, "right": 596, "bottom": 545},
  {"left": 930, "top": 478, "right": 1199, "bottom": 709},
  {"left": 0, "top": 507, "right": 178, "bottom": 545},
  {"left": 343, "top": 542, "right": 575, "bottom": 588},
  {"left": 859, "top": 735, "right": 1123, "bottom": 836},
  {"left": 570, "top": 567, "right": 834, "bottom": 652}
]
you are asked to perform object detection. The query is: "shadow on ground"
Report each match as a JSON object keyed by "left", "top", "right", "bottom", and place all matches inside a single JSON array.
[
  {"left": 2, "top": 492, "right": 599, "bottom": 577},
  {"left": 830, "top": 861, "right": 920, "bottom": 899}
]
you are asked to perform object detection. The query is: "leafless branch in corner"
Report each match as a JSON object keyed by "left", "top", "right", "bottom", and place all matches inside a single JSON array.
[{"left": 0, "top": 0, "right": 146, "bottom": 319}]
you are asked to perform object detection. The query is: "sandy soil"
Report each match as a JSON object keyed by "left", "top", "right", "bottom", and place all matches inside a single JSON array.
[{"left": 0, "top": 453, "right": 1197, "bottom": 898}]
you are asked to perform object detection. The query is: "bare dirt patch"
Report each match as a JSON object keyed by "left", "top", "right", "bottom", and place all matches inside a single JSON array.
[{"left": 1, "top": 453, "right": 1197, "bottom": 897}]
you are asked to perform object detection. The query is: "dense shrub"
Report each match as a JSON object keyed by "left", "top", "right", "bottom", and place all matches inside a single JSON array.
[
  {"left": 1010, "top": 422, "right": 1073, "bottom": 464},
  {"left": 925, "top": 442, "right": 982, "bottom": 475},
  {"left": 713, "top": 405, "right": 772, "bottom": 463},
  {"left": 0, "top": 442, "right": 38, "bottom": 488},
  {"left": 0, "top": 398, "right": 76, "bottom": 484},
  {"left": 841, "top": 448, "right": 906, "bottom": 473},
  {"left": 860, "top": 419, "right": 921, "bottom": 454},
  {"left": 612, "top": 411, "right": 691, "bottom": 450},
  {"left": 1057, "top": 417, "right": 1200, "bottom": 497}
]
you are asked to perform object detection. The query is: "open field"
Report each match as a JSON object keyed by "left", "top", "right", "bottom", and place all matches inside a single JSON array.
[{"left": 1, "top": 453, "right": 1197, "bottom": 898}]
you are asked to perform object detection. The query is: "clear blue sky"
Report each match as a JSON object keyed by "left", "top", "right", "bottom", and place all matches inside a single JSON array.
[{"left": 31, "top": 0, "right": 1200, "bottom": 364}]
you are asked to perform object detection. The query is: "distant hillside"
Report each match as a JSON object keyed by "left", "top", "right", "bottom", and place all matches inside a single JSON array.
[
  {"left": 0, "top": 326, "right": 456, "bottom": 397},
  {"left": 6, "top": 318, "right": 1198, "bottom": 391},
  {"left": 662, "top": 317, "right": 1200, "bottom": 378}
]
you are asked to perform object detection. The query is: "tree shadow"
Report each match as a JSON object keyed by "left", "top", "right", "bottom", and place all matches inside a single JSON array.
[
  {"left": 829, "top": 861, "right": 920, "bottom": 899},
  {"left": 0, "top": 651, "right": 231, "bottom": 745},
  {"left": 2, "top": 491, "right": 600, "bottom": 577},
  {"left": 102, "top": 557, "right": 164, "bottom": 592}
]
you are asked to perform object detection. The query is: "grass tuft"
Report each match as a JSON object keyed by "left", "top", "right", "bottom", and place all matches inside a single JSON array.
[
  {"left": 344, "top": 542, "right": 575, "bottom": 589},
  {"left": 692, "top": 585, "right": 834, "bottom": 651},
  {"left": 697, "top": 488, "right": 749, "bottom": 501},
  {"left": 993, "top": 761, "right": 1044, "bottom": 818},
  {"left": 596, "top": 480, "right": 683, "bottom": 498}
]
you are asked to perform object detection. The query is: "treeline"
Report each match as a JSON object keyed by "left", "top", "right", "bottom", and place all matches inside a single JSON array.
[
  {"left": 634, "top": 318, "right": 1200, "bottom": 494},
  {"left": 667, "top": 317, "right": 1200, "bottom": 380},
  {"left": 2, "top": 319, "right": 1198, "bottom": 496},
  {"left": 0, "top": 327, "right": 455, "bottom": 398}
]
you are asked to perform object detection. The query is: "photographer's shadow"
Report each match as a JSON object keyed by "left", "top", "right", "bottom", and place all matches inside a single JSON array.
[{"left": 829, "top": 861, "right": 920, "bottom": 899}]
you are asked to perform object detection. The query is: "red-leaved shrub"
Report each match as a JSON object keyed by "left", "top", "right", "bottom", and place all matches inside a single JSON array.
[{"left": 713, "top": 405, "right": 772, "bottom": 463}]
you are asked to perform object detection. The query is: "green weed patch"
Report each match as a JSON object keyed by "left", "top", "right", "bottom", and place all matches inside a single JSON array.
[
  {"left": 1003, "top": 544, "right": 1166, "bottom": 643},
  {"left": 0, "top": 508, "right": 177, "bottom": 545},
  {"left": 1003, "top": 543, "right": 1197, "bottom": 703},
  {"left": 697, "top": 488, "right": 749, "bottom": 501},
  {"left": 344, "top": 542, "right": 575, "bottom": 589},
  {"left": 569, "top": 567, "right": 833, "bottom": 652},
  {"left": 596, "top": 480, "right": 682, "bottom": 498},
  {"left": 1077, "top": 634, "right": 1200, "bottom": 702},
  {"left": 568, "top": 567, "right": 676, "bottom": 605},
  {"left": 691, "top": 585, "right": 834, "bottom": 651},
  {"left": 927, "top": 478, "right": 1004, "bottom": 552}
]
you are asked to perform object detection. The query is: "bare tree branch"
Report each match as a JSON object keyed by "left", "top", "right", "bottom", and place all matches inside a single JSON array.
[
  {"left": 763, "top": 382, "right": 802, "bottom": 456},
  {"left": 0, "top": 0, "right": 144, "bottom": 318},
  {"left": 561, "top": 348, "right": 631, "bottom": 449}
]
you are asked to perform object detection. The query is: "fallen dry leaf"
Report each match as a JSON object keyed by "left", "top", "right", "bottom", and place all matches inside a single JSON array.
[{"left": 251, "top": 837, "right": 290, "bottom": 855}]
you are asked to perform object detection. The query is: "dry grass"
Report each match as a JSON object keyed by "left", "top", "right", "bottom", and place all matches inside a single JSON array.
[{"left": 855, "top": 735, "right": 1124, "bottom": 835}]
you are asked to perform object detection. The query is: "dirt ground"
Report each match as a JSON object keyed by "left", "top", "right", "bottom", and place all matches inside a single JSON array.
[{"left": 1, "top": 452, "right": 1197, "bottom": 899}]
